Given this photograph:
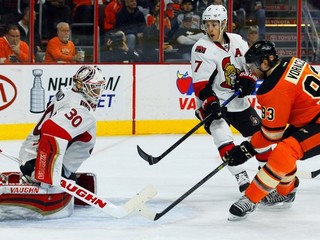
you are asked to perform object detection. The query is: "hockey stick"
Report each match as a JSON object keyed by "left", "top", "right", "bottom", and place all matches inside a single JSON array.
[
  {"left": 138, "top": 161, "right": 228, "bottom": 221},
  {"left": 137, "top": 89, "right": 242, "bottom": 165},
  {"left": 0, "top": 148, "right": 157, "bottom": 219},
  {"left": 136, "top": 165, "right": 320, "bottom": 221},
  {"left": 296, "top": 169, "right": 320, "bottom": 179}
]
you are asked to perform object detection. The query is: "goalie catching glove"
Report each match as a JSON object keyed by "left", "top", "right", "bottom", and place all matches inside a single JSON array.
[
  {"left": 223, "top": 141, "right": 257, "bottom": 166},
  {"left": 233, "top": 72, "right": 257, "bottom": 98}
]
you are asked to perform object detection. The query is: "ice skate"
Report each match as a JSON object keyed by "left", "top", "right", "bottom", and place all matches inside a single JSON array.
[
  {"left": 228, "top": 195, "right": 256, "bottom": 221},
  {"left": 235, "top": 171, "right": 250, "bottom": 192},
  {"left": 259, "top": 177, "right": 299, "bottom": 209}
]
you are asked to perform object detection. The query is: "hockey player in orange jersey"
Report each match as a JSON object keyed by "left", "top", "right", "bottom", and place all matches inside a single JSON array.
[{"left": 224, "top": 40, "right": 320, "bottom": 220}]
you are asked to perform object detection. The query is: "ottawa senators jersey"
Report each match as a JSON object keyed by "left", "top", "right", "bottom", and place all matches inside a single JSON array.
[
  {"left": 19, "top": 87, "right": 96, "bottom": 177},
  {"left": 251, "top": 57, "right": 320, "bottom": 149},
  {"left": 191, "top": 32, "right": 250, "bottom": 112}
]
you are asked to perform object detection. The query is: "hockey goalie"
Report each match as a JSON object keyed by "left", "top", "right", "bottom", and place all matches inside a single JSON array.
[{"left": 0, "top": 65, "right": 106, "bottom": 220}]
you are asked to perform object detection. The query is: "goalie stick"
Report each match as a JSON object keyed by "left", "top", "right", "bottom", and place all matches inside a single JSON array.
[
  {"left": 0, "top": 148, "right": 157, "bottom": 219},
  {"left": 138, "top": 161, "right": 228, "bottom": 221},
  {"left": 137, "top": 89, "right": 242, "bottom": 165}
]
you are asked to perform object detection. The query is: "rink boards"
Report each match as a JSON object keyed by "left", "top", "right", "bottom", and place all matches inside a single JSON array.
[{"left": 1, "top": 64, "right": 318, "bottom": 140}]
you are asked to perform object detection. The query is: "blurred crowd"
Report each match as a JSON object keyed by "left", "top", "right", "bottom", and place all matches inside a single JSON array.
[
  {"left": 2, "top": 0, "right": 315, "bottom": 63},
  {"left": 101, "top": 0, "right": 266, "bottom": 62}
]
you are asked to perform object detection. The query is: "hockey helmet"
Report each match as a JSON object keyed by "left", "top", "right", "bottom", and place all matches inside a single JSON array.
[
  {"left": 201, "top": 5, "right": 227, "bottom": 36},
  {"left": 73, "top": 65, "right": 106, "bottom": 108},
  {"left": 245, "top": 40, "right": 279, "bottom": 68},
  {"left": 202, "top": 5, "right": 227, "bottom": 25}
]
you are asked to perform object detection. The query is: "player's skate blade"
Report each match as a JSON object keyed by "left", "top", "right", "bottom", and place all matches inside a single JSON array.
[
  {"left": 228, "top": 213, "right": 249, "bottom": 221},
  {"left": 258, "top": 202, "right": 293, "bottom": 210},
  {"left": 259, "top": 178, "right": 298, "bottom": 210}
]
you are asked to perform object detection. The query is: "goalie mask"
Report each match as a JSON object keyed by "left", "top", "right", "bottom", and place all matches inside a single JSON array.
[
  {"left": 245, "top": 40, "right": 279, "bottom": 69},
  {"left": 73, "top": 65, "right": 106, "bottom": 108},
  {"left": 201, "top": 5, "right": 227, "bottom": 40}
]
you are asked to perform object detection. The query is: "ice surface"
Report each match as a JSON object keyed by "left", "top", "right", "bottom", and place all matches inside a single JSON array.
[{"left": 0, "top": 134, "right": 320, "bottom": 240}]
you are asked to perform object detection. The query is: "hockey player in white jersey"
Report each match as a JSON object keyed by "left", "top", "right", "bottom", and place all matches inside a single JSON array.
[
  {"left": 191, "top": 5, "right": 271, "bottom": 192},
  {"left": 0, "top": 65, "right": 106, "bottom": 220}
]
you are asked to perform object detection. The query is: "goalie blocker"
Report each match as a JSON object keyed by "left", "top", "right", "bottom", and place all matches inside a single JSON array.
[{"left": 0, "top": 171, "right": 97, "bottom": 220}]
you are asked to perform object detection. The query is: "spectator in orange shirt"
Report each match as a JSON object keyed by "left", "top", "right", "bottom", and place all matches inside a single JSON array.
[
  {"left": 0, "top": 24, "right": 30, "bottom": 63},
  {"left": 45, "top": 22, "right": 83, "bottom": 63}
]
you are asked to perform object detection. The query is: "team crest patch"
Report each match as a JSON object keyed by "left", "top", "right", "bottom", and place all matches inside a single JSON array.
[{"left": 250, "top": 115, "right": 260, "bottom": 126}]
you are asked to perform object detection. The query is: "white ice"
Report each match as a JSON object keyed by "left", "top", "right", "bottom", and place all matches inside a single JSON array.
[{"left": 0, "top": 134, "right": 320, "bottom": 240}]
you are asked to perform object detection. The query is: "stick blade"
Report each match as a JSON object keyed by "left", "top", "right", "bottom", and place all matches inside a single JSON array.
[
  {"left": 311, "top": 169, "right": 320, "bottom": 178},
  {"left": 297, "top": 169, "right": 320, "bottom": 179},
  {"left": 123, "top": 184, "right": 157, "bottom": 217},
  {"left": 138, "top": 204, "right": 157, "bottom": 221},
  {"left": 297, "top": 170, "right": 312, "bottom": 179},
  {"left": 137, "top": 145, "right": 160, "bottom": 165}
]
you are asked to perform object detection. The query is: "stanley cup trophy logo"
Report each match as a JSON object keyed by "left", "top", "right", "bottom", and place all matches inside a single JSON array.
[{"left": 30, "top": 69, "right": 45, "bottom": 113}]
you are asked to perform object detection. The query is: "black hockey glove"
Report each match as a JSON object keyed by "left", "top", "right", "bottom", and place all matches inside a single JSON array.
[
  {"left": 223, "top": 141, "right": 257, "bottom": 166},
  {"left": 233, "top": 72, "right": 257, "bottom": 98},
  {"left": 201, "top": 95, "right": 222, "bottom": 120},
  {"left": 195, "top": 95, "right": 222, "bottom": 135},
  {"left": 20, "top": 159, "right": 36, "bottom": 177}
]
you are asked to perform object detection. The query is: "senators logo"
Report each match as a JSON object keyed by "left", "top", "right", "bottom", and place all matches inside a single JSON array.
[{"left": 220, "top": 57, "right": 240, "bottom": 89}]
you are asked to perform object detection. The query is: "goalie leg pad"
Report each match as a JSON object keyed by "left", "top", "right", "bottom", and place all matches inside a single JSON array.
[
  {"left": 1, "top": 172, "right": 21, "bottom": 184},
  {"left": 0, "top": 172, "right": 74, "bottom": 220},
  {"left": 74, "top": 172, "right": 97, "bottom": 206},
  {"left": 35, "top": 133, "right": 68, "bottom": 186}
]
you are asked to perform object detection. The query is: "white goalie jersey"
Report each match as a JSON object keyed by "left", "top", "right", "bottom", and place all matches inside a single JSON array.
[
  {"left": 191, "top": 32, "right": 250, "bottom": 112},
  {"left": 19, "top": 87, "right": 97, "bottom": 177}
]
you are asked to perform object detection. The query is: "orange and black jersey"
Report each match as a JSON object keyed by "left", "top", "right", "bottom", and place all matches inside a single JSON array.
[{"left": 251, "top": 57, "right": 320, "bottom": 149}]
